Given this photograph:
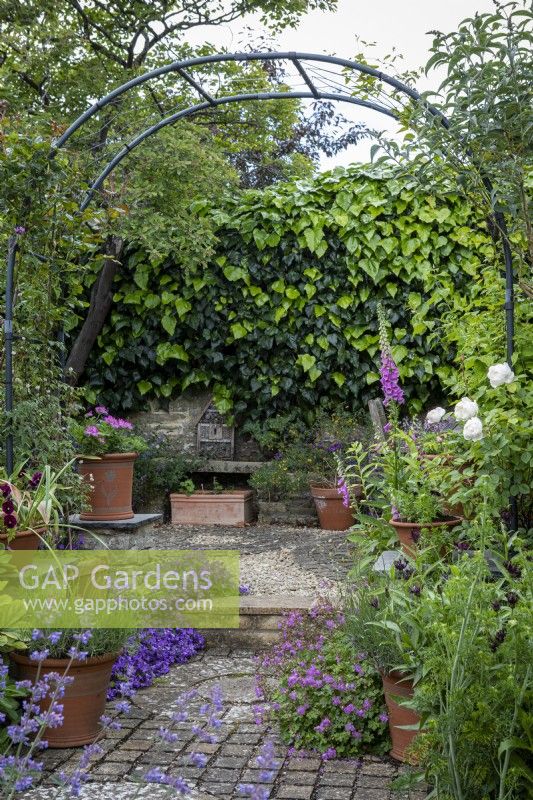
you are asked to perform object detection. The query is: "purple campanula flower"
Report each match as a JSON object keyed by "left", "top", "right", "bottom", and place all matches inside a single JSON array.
[{"left": 14, "top": 226, "right": 26, "bottom": 235}]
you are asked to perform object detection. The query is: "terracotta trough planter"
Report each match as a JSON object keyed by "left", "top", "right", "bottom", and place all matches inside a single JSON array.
[
  {"left": 310, "top": 485, "right": 355, "bottom": 531},
  {"left": 11, "top": 651, "right": 120, "bottom": 748},
  {"left": 390, "top": 517, "right": 462, "bottom": 556},
  {"left": 381, "top": 669, "right": 421, "bottom": 763},
  {"left": 78, "top": 452, "right": 137, "bottom": 521},
  {"left": 170, "top": 490, "right": 255, "bottom": 527},
  {"left": 0, "top": 528, "right": 43, "bottom": 550}
]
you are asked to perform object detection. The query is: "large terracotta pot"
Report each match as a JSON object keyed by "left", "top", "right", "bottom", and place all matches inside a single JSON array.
[
  {"left": 0, "top": 528, "right": 43, "bottom": 550},
  {"left": 390, "top": 517, "right": 462, "bottom": 556},
  {"left": 170, "top": 490, "right": 254, "bottom": 527},
  {"left": 310, "top": 485, "right": 355, "bottom": 531},
  {"left": 381, "top": 669, "right": 420, "bottom": 763},
  {"left": 78, "top": 452, "right": 138, "bottom": 521},
  {"left": 11, "top": 650, "right": 120, "bottom": 748}
]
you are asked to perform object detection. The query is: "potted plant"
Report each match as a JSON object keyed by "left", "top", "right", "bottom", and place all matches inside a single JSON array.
[
  {"left": 170, "top": 478, "right": 255, "bottom": 527},
  {"left": 10, "top": 628, "right": 129, "bottom": 748},
  {"left": 0, "top": 463, "right": 73, "bottom": 550},
  {"left": 344, "top": 547, "right": 433, "bottom": 763},
  {"left": 341, "top": 307, "right": 462, "bottom": 555},
  {"left": 71, "top": 406, "right": 147, "bottom": 521},
  {"left": 248, "top": 457, "right": 318, "bottom": 527}
]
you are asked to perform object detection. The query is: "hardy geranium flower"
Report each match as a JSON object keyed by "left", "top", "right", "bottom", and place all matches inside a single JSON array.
[{"left": 487, "top": 362, "right": 515, "bottom": 388}]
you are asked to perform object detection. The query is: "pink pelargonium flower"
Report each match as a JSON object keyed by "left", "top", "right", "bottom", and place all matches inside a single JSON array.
[
  {"left": 103, "top": 415, "right": 120, "bottom": 428},
  {"left": 95, "top": 406, "right": 109, "bottom": 415},
  {"left": 84, "top": 425, "right": 101, "bottom": 438},
  {"left": 116, "top": 418, "right": 134, "bottom": 430}
]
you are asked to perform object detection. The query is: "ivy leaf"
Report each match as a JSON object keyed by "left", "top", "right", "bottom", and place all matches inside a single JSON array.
[
  {"left": 137, "top": 380, "right": 152, "bottom": 395},
  {"left": 230, "top": 322, "right": 248, "bottom": 339},
  {"left": 297, "top": 353, "right": 317, "bottom": 372},
  {"left": 161, "top": 315, "right": 176, "bottom": 336},
  {"left": 156, "top": 343, "right": 189, "bottom": 364},
  {"left": 332, "top": 372, "right": 346, "bottom": 386},
  {"left": 175, "top": 297, "right": 192, "bottom": 317}
]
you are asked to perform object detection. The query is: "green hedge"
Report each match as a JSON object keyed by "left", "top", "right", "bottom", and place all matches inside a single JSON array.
[{"left": 85, "top": 164, "right": 495, "bottom": 418}]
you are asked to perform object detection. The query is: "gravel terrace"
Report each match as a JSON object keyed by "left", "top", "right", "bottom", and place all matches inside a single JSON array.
[
  {"left": 25, "top": 645, "right": 427, "bottom": 800},
  {"left": 109, "top": 523, "right": 357, "bottom": 596}
]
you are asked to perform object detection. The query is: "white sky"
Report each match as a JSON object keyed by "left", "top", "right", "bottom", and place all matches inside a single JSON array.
[{"left": 187, "top": 0, "right": 496, "bottom": 167}]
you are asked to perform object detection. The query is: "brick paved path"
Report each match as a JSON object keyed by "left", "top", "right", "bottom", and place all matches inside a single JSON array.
[{"left": 24, "top": 646, "right": 427, "bottom": 800}]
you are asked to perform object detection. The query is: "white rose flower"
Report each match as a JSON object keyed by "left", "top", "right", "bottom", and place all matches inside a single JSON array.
[
  {"left": 454, "top": 397, "right": 479, "bottom": 421},
  {"left": 487, "top": 362, "right": 515, "bottom": 388},
  {"left": 425, "top": 407, "right": 446, "bottom": 425},
  {"left": 463, "top": 417, "right": 483, "bottom": 441}
]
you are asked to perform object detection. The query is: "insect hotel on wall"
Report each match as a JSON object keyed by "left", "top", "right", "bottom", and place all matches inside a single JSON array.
[{"left": 195, "top": 400, "right": 235, "bottom": 460}]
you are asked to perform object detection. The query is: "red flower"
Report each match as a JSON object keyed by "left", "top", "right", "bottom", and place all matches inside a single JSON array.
[
  {"left": 3, "top": 514, "right": 17, "bottom": 529},
  {"left": 2, "top": 500, "right": 14, "bottom": 514}
]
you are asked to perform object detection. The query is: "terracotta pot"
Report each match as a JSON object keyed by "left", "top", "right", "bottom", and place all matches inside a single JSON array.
[
  {"left": 0, "top": 527, "right": 43, "bottom": 550},
  {"left": 310, "top": 485, "right": 356, "bottom": 531},
  {"left": 390, "top": 517, "right": 462, "bottom": 556},
  {"left": 78, "top": 452, "right": 138, "bottom": 521},
  {"left": 11, "top": 650, "right": 120, "bottom": 748},
  {"left": 381, "top": 670, "right": 420, "bottom": 763},
  {"left": 170, "top": 490, "right": 255, "bottom": 527}
]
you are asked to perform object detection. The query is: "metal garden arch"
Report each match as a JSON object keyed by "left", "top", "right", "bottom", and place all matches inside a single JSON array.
[{"left": 4, "top": 51, "right": 516, "bottom": 520}]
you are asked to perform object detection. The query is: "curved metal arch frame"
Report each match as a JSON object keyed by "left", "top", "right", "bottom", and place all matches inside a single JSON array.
[
  {"left": 4, "top": 50, "right": 516, "bottom": 527},
  {"left": 51, "top": 51, "right": 448, "bottom": 211}
]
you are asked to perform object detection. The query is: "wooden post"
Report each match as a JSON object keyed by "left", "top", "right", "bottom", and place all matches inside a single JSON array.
[{"left": 368, "top": 398, "right": 387, "bottom": 439}]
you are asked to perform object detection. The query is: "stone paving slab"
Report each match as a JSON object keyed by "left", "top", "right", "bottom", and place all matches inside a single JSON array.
[{"left": 22, "top": 646, "right": 427, "bottom": 800}]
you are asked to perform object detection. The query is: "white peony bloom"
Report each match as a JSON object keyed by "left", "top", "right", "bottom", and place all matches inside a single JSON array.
[
  {"left": 487, "top": 362, "right": 515, "bottom": 388},
  {"left": 426, "top": 407, "right": 446, "bottom": 425},
  {"left": 463, "top": 417, "right": 483, "bottom": 441},
  {"left": 454, "top": 397, "right": 479, "bottom": 421}
]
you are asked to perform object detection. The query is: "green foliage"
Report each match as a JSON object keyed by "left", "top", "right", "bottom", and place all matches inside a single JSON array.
[
  {"left": 133, "top": 431, "right": 204, "bottom": 515},
  {"left": 374, "top": 0, "right": 532, "bottom": 296},
  {"left": 412, "top": 546, "right": 532, "bottom": 800},
  {"left": 19, "top": 628, "right": 131, "bottom": 659},
  {"left": 0, "top": 658, "right": 28, "bottom": 750},
  {"left": 248, "top": 457, "right": 309, "bottom": 501},
  {"left": 87, "top": 163, "right": 495, "bottom": 416}
]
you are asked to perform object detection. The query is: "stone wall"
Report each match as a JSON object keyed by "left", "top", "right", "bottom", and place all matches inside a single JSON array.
[{"left": 132, "top": 389, "right": 264, "bottom": 461}]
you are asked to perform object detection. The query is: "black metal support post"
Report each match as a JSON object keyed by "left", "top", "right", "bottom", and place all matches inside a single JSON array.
[
  {"left": 4, "top": 236, "right": 17, "bottom": 475},
  {"left": 494, "top": 211, "right": 518, "bottom": 532}
]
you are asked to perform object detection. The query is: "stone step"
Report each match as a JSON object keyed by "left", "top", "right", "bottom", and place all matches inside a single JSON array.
[
  {"left": 69, "top": 513, "right": 163, "bottom": 548},
  {"left": 204, "top": 593, "right": 314, "bottom": 649}
]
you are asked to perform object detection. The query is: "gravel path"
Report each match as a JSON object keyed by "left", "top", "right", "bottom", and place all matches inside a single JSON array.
[{"left": 149, "top": 523, "right": 356, "bottom": 595}]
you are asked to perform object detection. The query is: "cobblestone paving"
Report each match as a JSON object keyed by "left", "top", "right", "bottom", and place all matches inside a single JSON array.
[
  {"left": 144, "top": 524, "right": 356, "bottom": 595},
  {"left": 25, "top": 646, "right": 427, "bottom": 800}
]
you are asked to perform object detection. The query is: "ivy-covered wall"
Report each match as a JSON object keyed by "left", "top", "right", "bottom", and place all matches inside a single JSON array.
[{"left": 85, "top": 164, "right": 495, "bottom": 419}]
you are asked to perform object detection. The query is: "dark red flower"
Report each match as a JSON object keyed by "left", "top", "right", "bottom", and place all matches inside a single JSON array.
[
  {"left": 2, "top": 500, "right": 14, "bottom": 514},
  {"left": 3, "top": 514, "right": 17, "bottom": 529},
  {"left": 0, "top": 483, "right": 11, "bottom": 498},
  {"left": 506, "top": 591, "right": 519, "bottom": 608}
]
